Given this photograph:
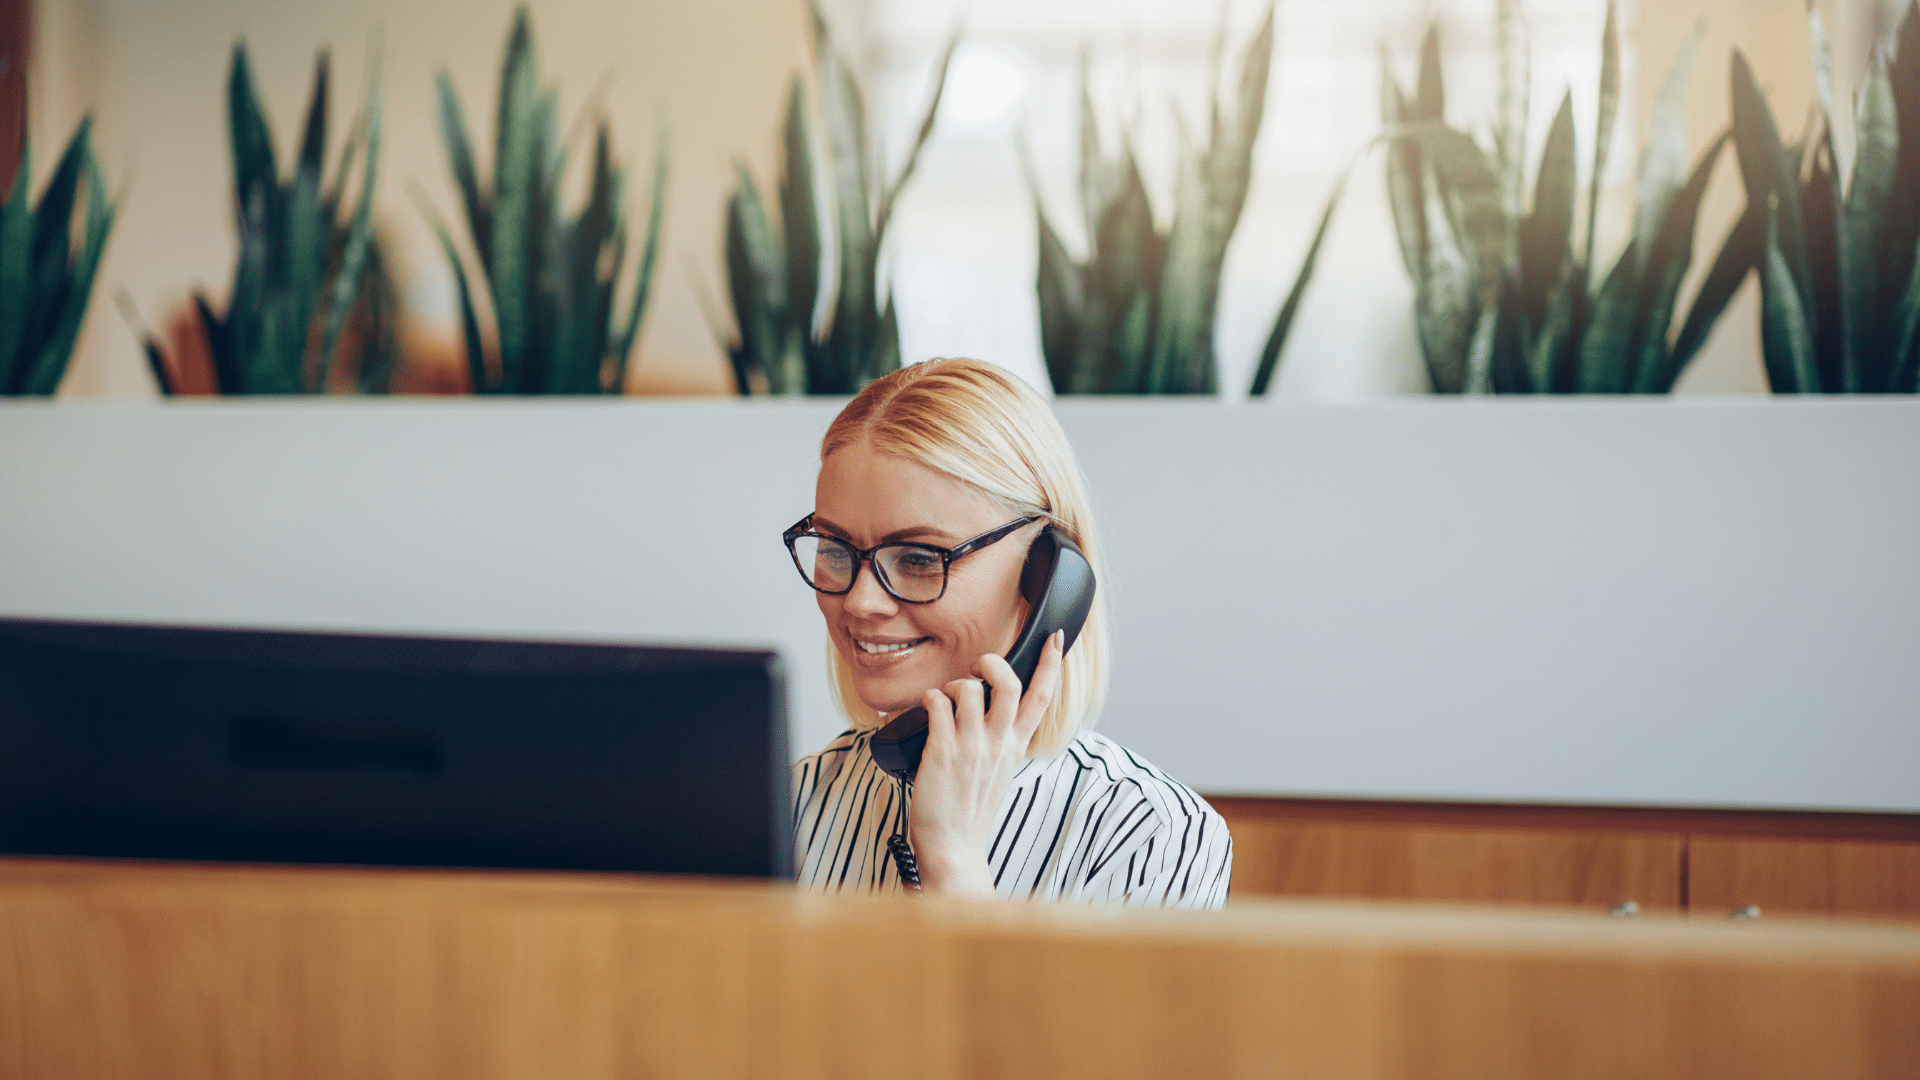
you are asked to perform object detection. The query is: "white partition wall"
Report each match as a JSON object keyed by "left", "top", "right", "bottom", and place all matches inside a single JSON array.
[{"left": 2, "top": 398, "right": 1916, "bottom": 811}]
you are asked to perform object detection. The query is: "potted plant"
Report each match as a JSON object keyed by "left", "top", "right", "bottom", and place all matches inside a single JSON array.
[
  {"left": 1380, "top": 0, "right": 1737, "bottom": 393},
  {"left": 721, "top": 4, "right": 955, "bottom": 396},
  {"left": 420, "top": 5, "right": 669, "bottom": 395},
  {"left": 1714, "top": 1, "right": 1920, "bottom": 393},
  {"left": 145, "top": 43, "right": 388, "bottom": 395},
  {"left": 0, "top": 114, "right": 116, "bottom": 397}
]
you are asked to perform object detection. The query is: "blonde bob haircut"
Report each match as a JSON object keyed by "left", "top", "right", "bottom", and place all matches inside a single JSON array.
[{"left": 819, "top": 357, "right": 1109, "bottom": 757}]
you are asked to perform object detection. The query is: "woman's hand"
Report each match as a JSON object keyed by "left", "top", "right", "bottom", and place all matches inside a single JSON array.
[{"left": 907, "top": 630, "right": 1066, "bottom": 899}]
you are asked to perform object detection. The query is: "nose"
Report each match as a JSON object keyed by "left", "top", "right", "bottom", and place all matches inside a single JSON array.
[{"left": 843, "top": 557, "right": 899, "bottom": 618}]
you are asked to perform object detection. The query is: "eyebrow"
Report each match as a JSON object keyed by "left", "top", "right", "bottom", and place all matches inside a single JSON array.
[{"left": 809, "top": 515, "right": 958, "bottom": 544}]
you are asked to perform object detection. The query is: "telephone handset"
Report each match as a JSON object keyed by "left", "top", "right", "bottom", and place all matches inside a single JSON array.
[{"left": 868, "top": 525, "right": 1097, "bottom": 784}]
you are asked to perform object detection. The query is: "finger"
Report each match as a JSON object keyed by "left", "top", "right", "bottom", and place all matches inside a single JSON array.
[
  {"left": 920, "top": 688, "right": 956, "bottom": 763},
  {"left": 942, "top": 676, "right": 988, "bottom": 730},
  {"left": 972, "top": 653, "right": 1023, "bottom": 727},
  {"left": 1013, "top": 630, "right": 1066, "bottom": 739}
]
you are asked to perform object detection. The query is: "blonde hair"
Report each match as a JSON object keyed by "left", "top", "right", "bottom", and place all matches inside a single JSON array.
[{"left": 818, "top": 358, "right": 1109, "bottom": 756}]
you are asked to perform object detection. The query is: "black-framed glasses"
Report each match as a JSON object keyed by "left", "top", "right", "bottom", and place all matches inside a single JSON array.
[{"left": 782, "top": 514, "right": 1043, "bottom": 604}]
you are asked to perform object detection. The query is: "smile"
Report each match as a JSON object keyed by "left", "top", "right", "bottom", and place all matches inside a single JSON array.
[{"left": 852, "top": 634, "right": 931, "bottom": 657}]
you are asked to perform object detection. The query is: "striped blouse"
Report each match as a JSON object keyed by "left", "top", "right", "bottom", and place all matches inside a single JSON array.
[{"left": 791, "top": 727, "right": 1233, "bottom": 908}]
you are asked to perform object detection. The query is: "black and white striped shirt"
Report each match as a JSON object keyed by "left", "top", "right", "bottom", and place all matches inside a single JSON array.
[{"left": 791, "top": 728, "right": 1233, "bottom": 908}]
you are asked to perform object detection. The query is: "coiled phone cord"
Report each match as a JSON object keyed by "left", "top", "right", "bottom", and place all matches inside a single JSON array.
[{"left": 889, "top": 777, "right": 922, "bottom": 893}]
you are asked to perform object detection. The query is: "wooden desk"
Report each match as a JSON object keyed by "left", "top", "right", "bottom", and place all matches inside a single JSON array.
[{"left": 1, "top": 857, "right": 1915, "bottom": 1079}]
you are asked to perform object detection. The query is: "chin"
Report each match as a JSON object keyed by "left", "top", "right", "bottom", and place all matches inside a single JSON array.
[{"left": 844, "top": 649, "right": 946, "bottom": 717}]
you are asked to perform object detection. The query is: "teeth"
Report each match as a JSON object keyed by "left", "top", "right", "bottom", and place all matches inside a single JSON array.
[{"left": 856, "top": 637, "right": 925, "bottom": 655}]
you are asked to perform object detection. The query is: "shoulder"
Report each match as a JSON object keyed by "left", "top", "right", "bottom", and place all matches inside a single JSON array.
[
  {"left": 1053, "top": 732, "right": 1222, "bottom": 822},
  {"left": 787, "top": 730, "right": 883, "bottom": 814},
  {"left": 1041, "top": 731, "right": 1233, "bottom": 908},
  {"left": 794, "top": 728, "right": 865, "bottom": 772}
]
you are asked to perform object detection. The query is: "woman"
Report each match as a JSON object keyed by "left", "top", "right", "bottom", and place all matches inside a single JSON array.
[{"left": 786, "top": 358, "right": 1232, "bottom": 907}]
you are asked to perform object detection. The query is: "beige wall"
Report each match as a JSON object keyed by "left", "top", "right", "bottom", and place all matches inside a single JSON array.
[{"left": 32, "top": 0, "right": 810, "bottom": 396}]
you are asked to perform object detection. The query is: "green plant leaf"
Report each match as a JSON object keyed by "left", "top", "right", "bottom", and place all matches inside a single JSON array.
[
  {"left": 1415, "top": 24, "right": 1445, "bottom": 122},
  {"left": 1148, "top": 123, "right": 1210, "bottom": 394},
  {"left": 1585, "top": 0, "right": 1620, "bottom": 275},
  {"left": 435, "top": 72, "right": 491, "bottom": 276},
  {"left": 1632, "top": 24, "right": 1703, "bottom": 281},
  {"left": 1082, "top": 140, "right": 1160, "bottom": 390},
  {"left": 1884, "top": 1, "right": 1920, "bottom": 337},
  {"left": 316, "top": 66, "right": 382, "bottom": 393},
  {"left": 1250, "top": 174, "right": 1345, "bottom": 397},
  {"left": 1413, "top": 161, "right": 1477, "bottom": 393},
  {"left": 1529, "top": 265, "right": 1577, "bottom": 391},
  {"left": 1077, "top": 59, "right": 1109, "bottom": 252},
  {"left": 1149, "top": 10, "right": 1272, "bottom": 396},
  {"left": 297, "top": 52, "right": 330, "bottom": 197},
  {"left": 1761, "top": 202, "right": 1822, "bottom": 391},
  {"left": 810, "top": 2, "right": 875, "bottom": 394},
  {"left": 227, "top": 44, "right": 280, "bottom": 241},
  {"left": 1492, "top": 0, "right": 1530, "bottom": 227},
  {"left": 1030, "top": 165, "right": 1080, "bottom": 395},
  {"left": 727, "top": 172, "right": 782, "bottom": 392},
  {"left": 23, "top": 141, "right": 114, "bottom": 396},
  {"left": 284, "top": 56, "right": 331, "bottom": 391},
  {"left": 1112, "top": 288, "right": 1151, "bottom": 394},
  {"left": 229, "top": 182, "right": 270, "bottom": 393},
  {"left": 1631, "top": 132, "right": 1728, "bottom": 392},
  {"left": 1403, "top": 124, "right": 1505, "bottom": 304},
  {"left": 1381, "top": 64, "right": 1427, "bottom": 281},
  {"left": 779, "top": 78, "right": 818, "bottom": 344},
  {"left": 872, "top": 291, "right": 900, "bottom": 383},
  {"left": 1846, "top": 62, "right": 1899, "bottom": 390},
  {"left": 27, "top": 118, "right": 89, "bottom": 345},
  {"left": 1888, "top": 227, "right": 1920, "bottom": 392},
  {"left": 1670, "top": 201, "right": 1761, "bottom": 375},
  {"left": 415, "top": 189, "right": 490, "bottom": 393},
  {"left": 1519, "top": 92, "right": 1576, "bottom": 328},
  {"left": 0, "top": 128, "right": 32, "bottom": 392},
  {"left": 193, "top": 293, "right": 237, "bottom": 394},
  {"left": 490, "top": 6, "right": 539, "bottom": 392},
  {"left": 1801, "top": 141, "right": 1845, "bottom": 391},
  {"left": 1577, "top": 240, "right": 1639, "bottom": 392},
  {"left": 611, "top": 123, "right": 668, "bottom": 391},
  {"left": 1730, "top": 51, "right": 1814, "bottom": 319}
]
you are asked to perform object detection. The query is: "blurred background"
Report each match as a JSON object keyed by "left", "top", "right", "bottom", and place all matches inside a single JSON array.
[{"left": 12, "top": 0, "right": 1906, "bottom": 400}]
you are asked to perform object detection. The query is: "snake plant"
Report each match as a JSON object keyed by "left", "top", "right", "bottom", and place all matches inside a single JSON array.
[
  {"left": 1033, "top": 6, "right": 1279, "bottom": 395},
  {"left": 1709, "top": 2, "right": 1920, "bottom": 394},
  {"left": 423, "top": 5, "right": 668, "bottom": 395},
  {"left": 148, "top": 43, "right": 384, "bottom": 395},
  {"left": 0, "top": 117, "right": 116, "bottom": 396},
  {"left": 1382, "top": 0, "right": 1735, "bottom": 393},
  {"left": 723, "top": 5, "right": 955, "bottom": 395}
]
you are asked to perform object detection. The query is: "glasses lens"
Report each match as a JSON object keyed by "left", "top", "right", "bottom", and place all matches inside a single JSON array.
[
  {"left": 793, "top": 536, "right": 857, "bottom": 592},
  {"left": 874, "top": 545, "right": 946, "bottom": 602}
]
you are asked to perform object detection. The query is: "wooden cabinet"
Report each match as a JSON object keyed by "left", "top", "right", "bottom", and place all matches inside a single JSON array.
[
  {"left": 1689, "top": 836, "right": 1920, "bottom": 918},
  {"left": 1212, "top": 797, "right": 1920, "bottom": 918},
  {"left": 1225, "top": 818, "right": 1683, "bottom": 909}
]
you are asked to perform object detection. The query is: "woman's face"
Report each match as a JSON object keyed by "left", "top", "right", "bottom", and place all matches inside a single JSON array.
[{"left": 811, "top": 438, "right": 1033, "bottom": 717}]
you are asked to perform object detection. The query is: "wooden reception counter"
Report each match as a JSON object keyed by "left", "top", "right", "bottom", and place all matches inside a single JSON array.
[{"left": 0, "top": 856, "right": 1915, "bottom": 1079}]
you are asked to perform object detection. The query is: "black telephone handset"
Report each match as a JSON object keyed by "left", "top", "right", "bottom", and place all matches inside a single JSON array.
[{"left": 868, "top": 525, "right": 1097, "bottom": 784}]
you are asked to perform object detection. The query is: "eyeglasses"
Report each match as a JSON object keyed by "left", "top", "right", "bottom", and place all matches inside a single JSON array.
[{"left": 782, "top": 514, "right": 1043, "bottom": 604}]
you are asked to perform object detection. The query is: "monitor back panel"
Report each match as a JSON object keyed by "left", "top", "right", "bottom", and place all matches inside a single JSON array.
[{"left": 0, "top": 620, "right": 791, "bottom": 878}]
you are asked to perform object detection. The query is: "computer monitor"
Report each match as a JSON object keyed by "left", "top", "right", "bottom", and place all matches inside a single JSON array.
[{"left": 0, "top": 618, "right": 792, "bottom": 879}]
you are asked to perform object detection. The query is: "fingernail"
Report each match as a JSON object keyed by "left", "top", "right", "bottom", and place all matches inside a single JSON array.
[{"left": 1051, "top": 629, "right": 1064, "bottom": 649}]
